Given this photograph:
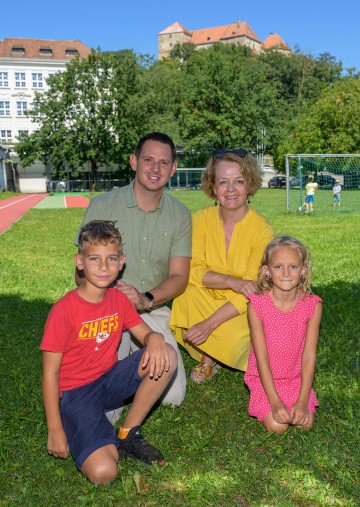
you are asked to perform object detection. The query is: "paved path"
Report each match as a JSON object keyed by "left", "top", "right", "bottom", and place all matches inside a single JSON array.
[
  {"left": 0, "top": 193, "right": 89, "bottom": 234},
  {"left": 0, "top": 194, "right": 48, "bottom": 234}
]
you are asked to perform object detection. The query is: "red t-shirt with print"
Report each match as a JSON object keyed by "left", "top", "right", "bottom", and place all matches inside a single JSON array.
[{"left": 40, "top": 288, "right": 142, "bottom": 394}]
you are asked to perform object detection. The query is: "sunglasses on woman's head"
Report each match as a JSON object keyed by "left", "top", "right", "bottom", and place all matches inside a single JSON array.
[{"left": 214, "top": 149, "right": 248, "bottom": 158}]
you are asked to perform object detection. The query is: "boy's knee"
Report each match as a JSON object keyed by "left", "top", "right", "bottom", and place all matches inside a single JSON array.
[{"left": 83, "top": 462, "right": 118, "bottom": 485}]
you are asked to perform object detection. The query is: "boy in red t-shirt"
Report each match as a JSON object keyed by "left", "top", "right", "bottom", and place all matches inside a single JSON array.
[{"left": 40, "top": 220, "right": 177, "bottom": 484}]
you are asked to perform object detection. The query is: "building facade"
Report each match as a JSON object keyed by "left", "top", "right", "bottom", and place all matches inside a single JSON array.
[
  {"left": 0, "top": 38, "right": 91, "bottom": 192},
  {"left": 158, "top": 20, "right": 290, "bottom": 60}
]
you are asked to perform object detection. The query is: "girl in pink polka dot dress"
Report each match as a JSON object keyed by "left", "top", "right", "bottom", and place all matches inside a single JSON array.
[{"left": 244, "top": 236, "right": 322, "bottom": 434}]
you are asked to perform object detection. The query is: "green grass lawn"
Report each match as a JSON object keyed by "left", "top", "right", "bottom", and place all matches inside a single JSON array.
[{"left": 0, "top": 190, "right": 359, "bottom": 506}]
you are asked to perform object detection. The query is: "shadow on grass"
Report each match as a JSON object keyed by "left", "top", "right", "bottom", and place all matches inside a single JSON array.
[{"left": 0, "top": 285, "right": 359, "bottom": 506}]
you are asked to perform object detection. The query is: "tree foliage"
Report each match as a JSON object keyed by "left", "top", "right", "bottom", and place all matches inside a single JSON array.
[
  {"left": 279, "top": 77, "right": 360, "bottom": 156},
  {"left": 17, "top": 50, "right": 143, "bottom": 189},
  {"left": 16, "top": 43, "right": 349, "bottom": 180}
]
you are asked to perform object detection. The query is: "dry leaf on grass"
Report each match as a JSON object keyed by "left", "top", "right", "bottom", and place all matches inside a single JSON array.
[{"left": 133, "top": 472, "right": 150, "bottom": 494}]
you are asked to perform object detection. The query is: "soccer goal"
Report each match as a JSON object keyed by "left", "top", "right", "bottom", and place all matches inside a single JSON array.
[{"left": 285, "top": 154, "right": 360, "bottom": 213}]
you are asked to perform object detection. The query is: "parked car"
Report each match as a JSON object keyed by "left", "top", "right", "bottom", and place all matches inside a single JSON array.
[
  {"left": 315, "top": 174, "right": 336, "bottom": 189},
  {"left": 290, "top": 176, "right": 308, "bottom": 188},
  {"left": 268, "top": 176, "right": 287, "bottom": 188}
]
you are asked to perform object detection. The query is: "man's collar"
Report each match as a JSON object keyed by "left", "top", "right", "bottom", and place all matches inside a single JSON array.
[{"left": 126, "top": 180, "right": 165, "bottom": 212}]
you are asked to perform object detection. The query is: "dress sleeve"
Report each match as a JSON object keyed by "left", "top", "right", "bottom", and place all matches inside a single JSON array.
[
  {"left": 227, "top": 215, "right": 272, "bottom": 315},
  {"left": 243, "top": 216, "right": 273, "bottom": 281},
  {"left": 247, "top": 293, "right": 265, "bottom": 320},
  {"left": 188, "top": 210, "right": 210, "bottom": 287},
  {"left": 307, "top": 294, "right": 323, "bottom": 319}
]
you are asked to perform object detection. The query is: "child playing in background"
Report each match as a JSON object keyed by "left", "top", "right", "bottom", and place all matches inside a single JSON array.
[
  {"left": 299, "top": 175, "right": 318, "bottom": 213},
  {"left": 244, "top": 236, "right": 322, "bottom": 434},
  {"left": 333, "top": 180, "right": 341, "bottom": 208},
  {"left": 40, "top": 220, "right": 177, "bottom": 484}
]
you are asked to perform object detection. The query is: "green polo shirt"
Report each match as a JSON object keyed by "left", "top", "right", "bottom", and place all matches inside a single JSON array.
[{"left": 76, "top": 181, "right": 191, "bottom": 293}]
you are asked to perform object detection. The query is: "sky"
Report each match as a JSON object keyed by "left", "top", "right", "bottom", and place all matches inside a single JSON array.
[{"left": 2, "top": 0, "right": 359, "bottom": 72}]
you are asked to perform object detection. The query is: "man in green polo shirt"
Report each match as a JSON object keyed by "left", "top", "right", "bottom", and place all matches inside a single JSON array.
[{"left": 76, "top": 132, "right": 191, "bottom": 421}]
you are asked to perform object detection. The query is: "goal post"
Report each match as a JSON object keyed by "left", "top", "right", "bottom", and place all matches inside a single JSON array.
[{"left": 285, "top": 154, "right": 360, "bottom": 213}]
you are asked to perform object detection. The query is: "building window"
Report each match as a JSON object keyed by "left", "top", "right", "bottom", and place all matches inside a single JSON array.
[
  {"left": 0, "top": 101, "right": 10, "bottom": 116},
  {"left": 16, "top": 101, "right": 28, "bottom": 116},
  {"left": 0, "top": 130, "right": 12, "bottom": 142},
  {"left": 32, "top": 73, "right": 43, "bottom": 88},
  {"left": 39, "top": 48, "right": 53, "bottom": 55},
  {"left": 32, "top": 102, "right": 45, "bottom": 117},
  {"left": 0, "top": 72, "right": 9, "bottom": 87},
  {"left": 12, "top": 47, "right": 25, "bottom": 54},
  {"left": 15, "top": 72, "right": 26, "bottom": 87},
  {"left": 65, "top": 49, "right": 78, "bottom": 56},
  {"left": 169, "top": 43, "right": 173, "bottom": 48},
  {"left": 17, "top": 130, "right": 29, "bottom": 140}
]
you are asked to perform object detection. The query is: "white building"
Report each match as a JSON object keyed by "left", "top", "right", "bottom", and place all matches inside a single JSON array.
[{"left": 0, "top": 38, "right": 91, "bottom": 192}]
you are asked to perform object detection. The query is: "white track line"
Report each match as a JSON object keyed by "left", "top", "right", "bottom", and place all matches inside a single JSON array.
[{"left": 0, "top": 194, "right": 37, "bottom": 210}]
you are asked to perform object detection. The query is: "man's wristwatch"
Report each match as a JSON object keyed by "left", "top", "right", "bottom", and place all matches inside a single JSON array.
[{"left": 143, "top": 291, "right": 155, "bottom": 310}]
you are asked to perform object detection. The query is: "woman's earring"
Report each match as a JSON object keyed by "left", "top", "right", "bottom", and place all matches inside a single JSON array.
[{"left": 267, "top": 274, "right": 271, "bottom": 280}]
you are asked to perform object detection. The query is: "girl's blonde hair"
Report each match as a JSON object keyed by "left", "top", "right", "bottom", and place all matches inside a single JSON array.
[{"left": 257, "top": 236, "right": 312, "bottom": 295}]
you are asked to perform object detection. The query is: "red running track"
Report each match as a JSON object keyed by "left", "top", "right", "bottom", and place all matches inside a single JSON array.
[
  {"left": 0, "top": 194, "right": 48, "bottom": 234},
  {"left": 65, "top": 196, "right": 90, "bottom": 208}
]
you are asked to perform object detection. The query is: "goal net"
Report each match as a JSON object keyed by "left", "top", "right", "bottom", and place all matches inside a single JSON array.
[{"left": 285, "top": 154, "right": 360, "bottom": 213}]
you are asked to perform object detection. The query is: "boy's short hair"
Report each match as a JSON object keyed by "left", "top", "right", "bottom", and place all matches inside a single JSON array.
[{"left": 78, "top": 220, "right": 123, "bottom": 255}]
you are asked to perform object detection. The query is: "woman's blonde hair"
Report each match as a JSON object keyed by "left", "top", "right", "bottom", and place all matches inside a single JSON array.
[
  {"left": 257, "top": 236, "right": 312, "bottom": 295},
  {"left": 200, "top": 152, "right": 262, "bottom": 200}
]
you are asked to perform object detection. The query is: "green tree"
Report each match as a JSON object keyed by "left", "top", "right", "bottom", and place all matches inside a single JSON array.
[
  {"left": 174, "top": 44, "right": 285, "bottom": 163},
  {"left": 280, "top": 77, "right": 360, "bottom": 155},
  {"left": 16, "top": 50, "right": 143, "bottom": 190}
]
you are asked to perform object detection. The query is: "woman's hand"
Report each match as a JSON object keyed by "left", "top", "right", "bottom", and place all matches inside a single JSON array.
[
  {"left": 184, "top": 318, "right": 217, "bottom": 346},
  {"left": 227, "top": 276, "right": 257, "bottom": 297}
]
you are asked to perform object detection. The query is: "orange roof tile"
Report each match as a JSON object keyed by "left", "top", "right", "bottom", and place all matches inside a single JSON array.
[
  {"left": 158, "top": 22, "right": 191, "bottom": 36},
  {"left": 191, "top": 21, "right": 260, "bottom": 45},
  {"left": 0, "top": 38, "right": 91, "bottom": 59},
  {"left": 262, "top": 33, "right": 290, "bottom": 51}
]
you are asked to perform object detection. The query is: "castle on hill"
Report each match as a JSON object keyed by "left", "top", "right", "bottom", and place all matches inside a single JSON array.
[{"left": 158, "top": 20, "right": 290, "bottom": 60}]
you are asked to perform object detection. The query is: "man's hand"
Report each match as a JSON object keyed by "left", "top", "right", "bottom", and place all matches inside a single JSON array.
[{"left": 116, "top": 281, "right": 149, "bottom": 311}]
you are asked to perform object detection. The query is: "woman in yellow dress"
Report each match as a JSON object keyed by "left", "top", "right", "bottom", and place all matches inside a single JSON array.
[{"left": 170, "top": 149, "right": 273, "bottom": 382}]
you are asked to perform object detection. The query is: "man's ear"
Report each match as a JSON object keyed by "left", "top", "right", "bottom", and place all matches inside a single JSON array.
[
  {"left": 170, "top": 161, "right": 178, "bottom": 178},
  {"left": 130, "top": 154, "right": 137, "bottom": 173}
]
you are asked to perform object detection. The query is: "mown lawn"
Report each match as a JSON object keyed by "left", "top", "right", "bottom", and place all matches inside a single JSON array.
[{"left": 0, "top": 189, "right": 359, "bottom": 506}]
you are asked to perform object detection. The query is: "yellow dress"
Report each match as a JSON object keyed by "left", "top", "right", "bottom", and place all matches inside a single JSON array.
[{"left": 170, "top": 205, "right": 273, "bottom": 371}]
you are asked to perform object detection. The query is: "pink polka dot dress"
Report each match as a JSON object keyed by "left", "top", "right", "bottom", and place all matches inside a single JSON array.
[{"left": 244, "top": 291, "right": 322, "bottom": 422}]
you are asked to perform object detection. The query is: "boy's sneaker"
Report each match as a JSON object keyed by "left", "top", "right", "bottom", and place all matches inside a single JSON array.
[
  {"left": 298, "top": 207, "right": 303, "bottom": 211},
  {"left": 118, "top": 426, "right": 165, "bottom": 465}
]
